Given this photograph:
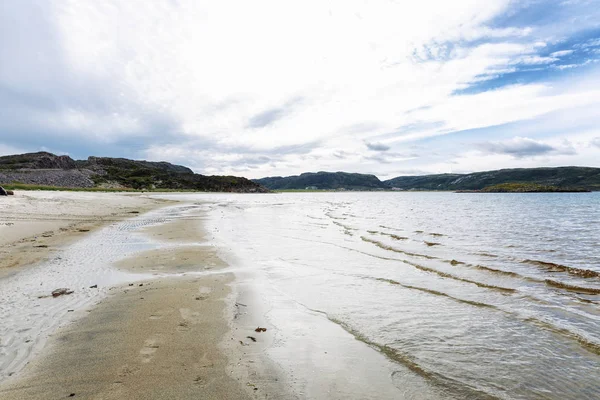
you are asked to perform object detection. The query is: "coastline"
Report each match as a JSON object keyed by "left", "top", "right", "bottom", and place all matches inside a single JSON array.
[
  {"left": 0, "top": 194, "right": 287, "bottom": 399},
  {"left": 0, "top": 191, "right": 171, "bottom": 278}
]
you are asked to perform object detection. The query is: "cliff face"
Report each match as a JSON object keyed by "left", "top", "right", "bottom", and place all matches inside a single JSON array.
[
  {"left": 83, "top": 157, "right": 194, "bottom": 174},
  {"left": 0, "top": 152, "right": 268, "bottom": 192}
]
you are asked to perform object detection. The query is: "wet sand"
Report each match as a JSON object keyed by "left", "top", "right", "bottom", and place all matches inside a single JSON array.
[
  {"left": 0, "top": 197, "right": 287, "bottom": 399},
  {"left": 0, "top": 275, "right": 253, "bottom": 400},
  {"left": 0, "top": 191, "right": 169, "bottom": 278}
]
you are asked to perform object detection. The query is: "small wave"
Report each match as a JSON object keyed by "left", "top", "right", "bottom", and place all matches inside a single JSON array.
[
  {"left": 373, "top": 277, "right": 498, "bottom": 309},
  {"left": 424, "top": 241, "right": 442, "bottom": 247},
  {"left": 366, "top": 230, "right": 408, "bottom": 240},
  {"left": 447, "top": 260, "right": 522, "bottom": 278},
  {"left": 361, "top": 236, "right": 437, "bottom": 260},
  {"left": 545, "top": 280, "right": 600, "bottom": 295},
  {"left": 332, "top": 221, "right": 357, "bottom": 234},
  {"left": 360, "top": 237, "right": 515, "bottom": 293},
  {"left": 324, "top": 315, "right": 501, "bottom": 399},
  {"left": 476, "top": 252, "right": 499, "bottom": 258},
  {"left": 385, "top": 233, "right": 408, "bottom": 241},
  {"left": 379, "top": 225, "right": 403, "bottom": 231},
  {"left": 372, "top": 278, "right": 600, "bottom": 357},
  {"left": 325, "top": 212, "right": 346, "bottom": 221},
  {"left": 524, "top": 317, "right": 600, "bottom": 356},
  {"left": 523, "top": 259, "right": 600, "bottom": 279}
]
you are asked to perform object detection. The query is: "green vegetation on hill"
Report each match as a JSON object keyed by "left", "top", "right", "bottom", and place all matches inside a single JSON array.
[
  {"left": 384, "top": 167, "right": 600, "bottom": 191},
  {"left": 254, "top": 167, "right": 599, "bottom": 191},
  {"left": 0, "top": 152, "right": 268, "bottom": 192},
  {"left": 253, "top": 172, "right": 388, "bottom": 191},
  {"left": 478, "top": 183, "right": 591, "bottom": 193}
]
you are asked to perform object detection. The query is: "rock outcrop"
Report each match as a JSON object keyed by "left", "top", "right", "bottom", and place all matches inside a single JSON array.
[{"left": 0, "top": 152, "right": 268, "bottom": 192}]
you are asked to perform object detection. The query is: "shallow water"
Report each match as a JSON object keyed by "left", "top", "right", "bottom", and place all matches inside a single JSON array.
[{"left": 164, "top": 192, "right": 600, "bottom": 399}]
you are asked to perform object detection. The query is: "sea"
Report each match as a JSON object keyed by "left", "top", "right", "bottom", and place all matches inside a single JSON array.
[{"left": 190, "top": 191, "right": 600, "bottom": 399}]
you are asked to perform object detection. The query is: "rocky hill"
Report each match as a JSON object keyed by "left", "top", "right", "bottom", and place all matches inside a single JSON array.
[
  {"left": 254, "top": 172, "right": 388, "bottom": 190},
  {"left": 384, "top": 167, "right": 600, "bottom": 191},
  {"left": 253, "top": 167, "right": 600, "bottom": 191},
  {"left": 0, "top": 152, "right": 268, "bottom": 192}
]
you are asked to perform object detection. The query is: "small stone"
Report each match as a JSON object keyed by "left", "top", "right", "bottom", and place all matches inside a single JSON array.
[{"left": 52, "top": 288, "right": 74, "bottom": 298}]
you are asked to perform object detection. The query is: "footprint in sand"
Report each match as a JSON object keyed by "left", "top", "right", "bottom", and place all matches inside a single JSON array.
[
  {"left": 198, "top": 286, "right": 212, "bottom": 295},
  {"left": 139, "top": 336, "right": 161, "bottom": 363},
  {"left": 179, "top": 308, "right": 203, "bottom": 325},
  {"left": 148, "top": 307, "right": 174, "bottom": 320},
  {"left": 117, "top": 364, "right": 140, "bottom": 377},
  {"left": 177, "top": 320, "right": 190, "bottom": 332},
  {"left": 195, "top": 286, "right": 212, "bottom": 301}
]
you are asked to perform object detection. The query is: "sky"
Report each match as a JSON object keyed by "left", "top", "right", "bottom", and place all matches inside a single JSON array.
[{"left": 1, "top": 0, "right": 600, "bottom": 179}]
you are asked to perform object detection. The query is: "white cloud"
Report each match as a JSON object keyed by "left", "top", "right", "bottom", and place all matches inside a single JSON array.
[
  {"left": 475, "top": 136, "right": 575, "bottom": 158},
  {"left": 550, "top": 50, "right": 574, "bottom": 57},
  {"left": 1, "top": 0, "right": 600, "bottom": 178}
]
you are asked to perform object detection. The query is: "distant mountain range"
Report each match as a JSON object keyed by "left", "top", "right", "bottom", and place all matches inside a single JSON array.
[
  {"left": 0, "top": 152, "right": 267, "bottom": 192},
  {"left": 254, "top": 167, "right": 600, "bottom": 191},
  {"left": 2, "top": 152, "right": 598, "bottom": 192}
]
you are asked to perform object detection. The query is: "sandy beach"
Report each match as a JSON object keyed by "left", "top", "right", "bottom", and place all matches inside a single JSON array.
[
  {"left": 0, "top": 191, "right": 169, "bottom": 279},
  {"left": 0, "top": 192, "right": 286, "bottom": 399}
]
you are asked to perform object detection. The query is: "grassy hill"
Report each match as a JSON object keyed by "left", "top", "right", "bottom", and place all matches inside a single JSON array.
[
  {"left": 0, "top": 152, "right": 268, "bottom": 192},
  {"left": 384, "top": 167, "right": 600, "bottom": 191},
  {"left": 254, "top": 167, "right": 600, "bottom": 191},
  {"left": 254, "top": 172, "right": 388, "bottom": 191}
]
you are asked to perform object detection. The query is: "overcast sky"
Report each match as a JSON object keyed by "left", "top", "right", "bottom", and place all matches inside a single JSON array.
[{"left": 1, "top": 0, "right": 600, "bottom": 178}]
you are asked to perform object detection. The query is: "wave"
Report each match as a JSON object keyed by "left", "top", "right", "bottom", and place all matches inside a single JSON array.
[
  {"left": 361, "top": 237, "right": 515, "bottom": 293},
  {"left": 524, "top": 317, "right": 600, "bottom": 356},
  {"left": 374, "top": 277, "right": 498, "bottom": 309},
  {"left": 325, "top": 212, "right": 346, "bottom": 221},
  {"left": 361, "top": 236, "right": 437, "bottom": 260},
  {"left": 545, "top": 280, "right": 600, "bottom": 295},
  {"left": 523, "top": 259, "right": 600, "bottom": 279},
  {"left": 447, "top": 260, "right": 523, "bottom": 278},
  {"left": 370, "top": 275, "right": 600, "bottom": 357},
  {"left": 379, "top": 225, "right": 403, "bottom": 231},
  {"left": 315, "top": 313, "right": 501, "bottom": 399},
  {"left": 367, "top": 230, "right": 409, "bottom": 241}
]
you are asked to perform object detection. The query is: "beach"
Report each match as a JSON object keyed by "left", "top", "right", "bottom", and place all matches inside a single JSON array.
[
  {"left": 1, "top": 191, "right": 599, "bottom": 399},
  {"left": 0, "top": 192, "right": 285, "bottom": 399},
  {"left": 0, "top": 191, "right": 169, "bottom": 279}
]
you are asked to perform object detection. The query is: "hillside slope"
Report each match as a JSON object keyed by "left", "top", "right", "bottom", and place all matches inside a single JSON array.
[
  {"left": 254, "top": 171, "right": 388, "bottom": 190},
  {"left": 0, "top": 152, "right": 267, "bottom": 192},
  {"left": 384, "top": 167, "right": 600, "bottom": 191}
]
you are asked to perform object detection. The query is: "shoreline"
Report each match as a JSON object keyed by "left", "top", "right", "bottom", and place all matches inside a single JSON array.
[
  {"left": 0, "top": 195, "right": 287, "bottom": 399},
  {"left": 0, "top": 191, "right": 172, "bottom": 279}
]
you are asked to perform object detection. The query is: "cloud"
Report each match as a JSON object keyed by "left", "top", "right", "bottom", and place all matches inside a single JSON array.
[
  {"left": 365, "top": 142, "right": 390, "bottom": 151},
  {"left": 364, "top": 152, "right": 419, "bottom": 164},
  {"left": 246, "top": 96, "right": 302, "bottom": 128},
  {"left": 476, "top": 136, "right": 575, "bottom": 158},
  {"left": 247, "top": 108, "right": 287, "bottom": 129},
  {"left": 1, "top": 0, "right": 600, "bottom": 178},
  {"left": 591, "top": 137, "right": 600, "bottom": 148},
  {"left": 550, "top": 50, "right": 574, "bottom": 57}
]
